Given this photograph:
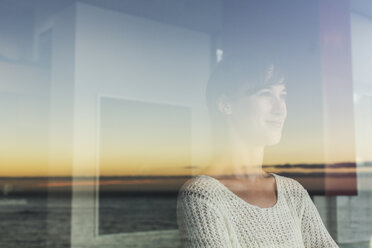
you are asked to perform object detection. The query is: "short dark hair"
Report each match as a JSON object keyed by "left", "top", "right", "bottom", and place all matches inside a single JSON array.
[{"left": 206, "top": 55, "right": 286, "bottom": 151}]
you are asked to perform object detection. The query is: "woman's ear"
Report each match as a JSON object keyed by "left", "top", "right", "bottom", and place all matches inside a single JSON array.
[{"left": 217, "top": 94, "right": 232, "bottom": 115}]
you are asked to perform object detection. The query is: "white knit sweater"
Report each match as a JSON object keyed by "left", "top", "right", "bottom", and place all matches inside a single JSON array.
[{"left": 177, "top": 173, "right": 339, "bottom": 248}]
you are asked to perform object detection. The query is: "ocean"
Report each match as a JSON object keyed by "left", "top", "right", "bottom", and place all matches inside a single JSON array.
[
  {"left": 1, "top": 181, "right": 372, "bottom": 248},
  {"left": 0, "top": 194, "right": 179, "bottom": 248}
]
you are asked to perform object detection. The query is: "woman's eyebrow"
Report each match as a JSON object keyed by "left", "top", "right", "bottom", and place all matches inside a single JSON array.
[{"left": 270, "top": 84, "right": 286, "bottom": 90}]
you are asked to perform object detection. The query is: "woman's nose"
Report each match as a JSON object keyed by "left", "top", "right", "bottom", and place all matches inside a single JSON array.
[{"left": 271, "top": 96, "right": 286, "bottom": 116}]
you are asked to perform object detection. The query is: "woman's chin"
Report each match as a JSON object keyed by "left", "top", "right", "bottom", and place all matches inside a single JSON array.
[{"left": 263, "top": 133, "right": 282, "bottom": 146}]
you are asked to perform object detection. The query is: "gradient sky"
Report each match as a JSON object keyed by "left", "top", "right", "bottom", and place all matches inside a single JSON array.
[{"left": 0, "top": 2, "right": 369, "bottom": 177}]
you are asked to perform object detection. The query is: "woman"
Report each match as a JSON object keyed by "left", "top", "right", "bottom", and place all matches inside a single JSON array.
[{"left": 177, "top": 56, "right": 339, "bottom": 248}]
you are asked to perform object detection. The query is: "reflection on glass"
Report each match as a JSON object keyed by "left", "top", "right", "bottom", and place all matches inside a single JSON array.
[
  {"left": 177, "top": 57, "right": 338, "bottom": 247},
  {"left": 0, "top": 1, "right": 372, "bottom": 247},
  {"left": 99, "top": 98, "right": 191, "bottom": 234}
]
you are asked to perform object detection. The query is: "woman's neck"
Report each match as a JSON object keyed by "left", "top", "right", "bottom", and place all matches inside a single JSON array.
[{"left": 202, "top": 134, "right": 266, "bottom": 179}]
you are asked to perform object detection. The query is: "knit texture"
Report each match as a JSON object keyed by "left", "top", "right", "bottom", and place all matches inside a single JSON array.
[{"left": 177, "top": 173, "right": 339, "bottom": 248}]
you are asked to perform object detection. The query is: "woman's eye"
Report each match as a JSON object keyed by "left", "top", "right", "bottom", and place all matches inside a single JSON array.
[
  {"left": 257, "top": 90, "right": 272, "bottom": 97},
  {"left": 280, "top": 92, "right": 287, "bottom": 100}
]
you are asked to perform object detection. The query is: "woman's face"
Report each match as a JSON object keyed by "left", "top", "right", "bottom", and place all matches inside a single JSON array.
[{"left": 228, "top": 83, "right": 287, "bottom": 146}]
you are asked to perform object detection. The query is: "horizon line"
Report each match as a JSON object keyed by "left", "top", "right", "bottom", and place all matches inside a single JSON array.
[{"left": 1, "top": 161, "right": 371, "bottom": 178}]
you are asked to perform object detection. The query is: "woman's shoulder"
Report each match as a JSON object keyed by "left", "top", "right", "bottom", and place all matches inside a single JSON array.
[
  {"left": 274, "top": 173, "right": 308, "bottom": 199},
  {"left": 179, "top": 175, "right": 221, "bottom": 193},
  {"left": 275, "top": 173, "right": 304, "bottom": 187},
  {"left": 177, "top": 175, "right": 224, "bottom": 202}
]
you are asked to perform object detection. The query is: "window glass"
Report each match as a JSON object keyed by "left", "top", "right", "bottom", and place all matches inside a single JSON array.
[{"left": 0, "top": 1, "right": 371, "bottom": 247}]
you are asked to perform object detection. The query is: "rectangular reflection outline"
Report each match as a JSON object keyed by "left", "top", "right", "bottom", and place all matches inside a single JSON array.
[{"left": 89, "top": 94, "right": 188, "bottom": 246}]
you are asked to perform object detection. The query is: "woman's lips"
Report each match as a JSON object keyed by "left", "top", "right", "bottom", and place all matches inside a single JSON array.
[{"left": 265, "top": 120, "right": 282, "bottom": 127}]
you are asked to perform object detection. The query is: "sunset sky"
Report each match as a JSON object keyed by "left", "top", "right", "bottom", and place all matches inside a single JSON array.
[
  {"left": 0, "top": 92, "right": 358, "bottom": 177},
  {"left": 0, "top": 52, "right": 359, "bottom": 177},
  {"left": 0, "top": 3, "right": 369, "bottom": 177}
]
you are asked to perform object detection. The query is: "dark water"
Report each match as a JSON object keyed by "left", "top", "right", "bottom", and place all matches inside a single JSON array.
[
  {"left": 0, "top": 194, "right": 178, "bottom": 248},
  {"left": 99, "top": 194, "right": 178, "bottom": 234},
  {"left": 2, "top": 193, "right": 370, "bottom": 248},
  {"left": 0, "top": 196, "right": 49, "bottom": 248}
]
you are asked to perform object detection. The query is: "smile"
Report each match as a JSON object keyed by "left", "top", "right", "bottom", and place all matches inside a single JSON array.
[{"left": 265, "top": 121, "right": 282, "bottom": 128}]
